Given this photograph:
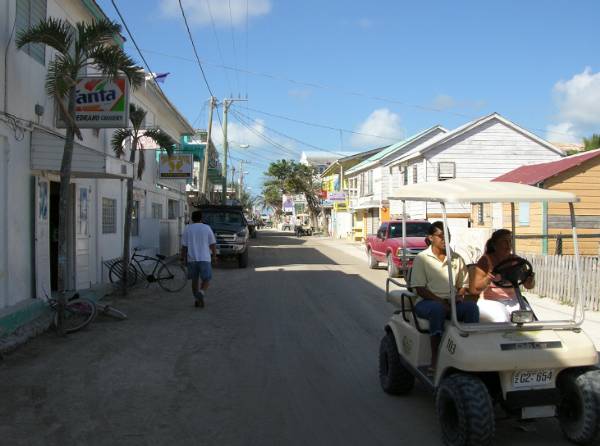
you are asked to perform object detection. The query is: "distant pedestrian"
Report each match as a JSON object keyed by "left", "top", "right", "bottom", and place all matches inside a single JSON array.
[{"left": 181, "top": 210, "right": 217, "bottom": 308}]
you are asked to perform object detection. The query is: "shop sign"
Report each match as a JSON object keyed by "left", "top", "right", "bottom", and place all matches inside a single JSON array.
[
  {"left": 327, "top": 192, "right": 346, "bottom": 202},
  {"left": 282, "top": 194, "right": 294, "bottom": 213},
  {"left": 159, "top": 154, "right": 193, "bottom": 179},
  {"left": 56, "top": 76, "right": 129, "bottom": 128}
]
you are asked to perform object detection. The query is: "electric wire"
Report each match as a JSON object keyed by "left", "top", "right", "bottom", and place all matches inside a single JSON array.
[
  {"left": 205, "top": 0, "right": 234, "bottom": 96},
  {"left": 228, "top": 0, "right": 242, "bottom": 97}
]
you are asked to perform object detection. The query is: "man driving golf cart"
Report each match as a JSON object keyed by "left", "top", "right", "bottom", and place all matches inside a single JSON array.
[{"left": 381, "top": 179, "right": 600, "bottom": 446}]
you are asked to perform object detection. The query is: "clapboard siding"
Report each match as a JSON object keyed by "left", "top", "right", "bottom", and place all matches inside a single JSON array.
[{"left": 426, "top": 120, "right": 561, "bottom": 181}]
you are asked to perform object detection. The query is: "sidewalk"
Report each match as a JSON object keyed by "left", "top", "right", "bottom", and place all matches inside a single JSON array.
[{"left": 320, "top": 236, "right": 600, "bottom": 351}]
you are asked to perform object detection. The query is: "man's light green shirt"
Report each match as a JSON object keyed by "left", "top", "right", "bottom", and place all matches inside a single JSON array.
[{"left": 410, "top": 246, "right": 468, "bottom": 300}]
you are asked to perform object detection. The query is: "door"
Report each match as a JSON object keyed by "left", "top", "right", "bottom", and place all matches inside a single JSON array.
[
  {"left": 372, "top": 223, "right": 388, "bottom": 259},
  {"left": 34, "top": 176, "right": 51, "bottom": 298},
  {"left": 75, "top": 185, "right": 91, "bottom": 290}
]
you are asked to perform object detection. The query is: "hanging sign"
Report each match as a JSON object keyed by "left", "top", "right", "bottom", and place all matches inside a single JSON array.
[
  {"left": 327, "top": 192, "right": 346, "bottom": 202},
  {"left": 56, "top": 76, "right": 130, "bottom": 129},
  {"left": 159, "top": 154, "right": 193, "bottom": 179}
]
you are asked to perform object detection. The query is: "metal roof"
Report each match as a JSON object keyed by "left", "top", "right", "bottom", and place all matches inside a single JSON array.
[{"left": 493, "top": 149, "right": 600, "bottom": 185}]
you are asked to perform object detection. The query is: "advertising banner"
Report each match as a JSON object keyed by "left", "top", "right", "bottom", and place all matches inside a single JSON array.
[
  {"left": 56, "top": 76, "right": 129, "bottom": 128},
  {"left": 159, "top": 154, "right": 193, "bottom": 179},
  {"left": 282, "top": 194, "right": 295, "bottom": 213},
  {"left": 327, "top": 192, "right": 346, "bottom": 202}
]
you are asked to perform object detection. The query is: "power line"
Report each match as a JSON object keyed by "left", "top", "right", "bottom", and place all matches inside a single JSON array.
[
  {"left": 137, "top": 47, "right": 583, "bottom": 140},
  {"left": 177, "top": 0, "right": 217, "bottom": 99},
  {"left": 233, "top": 109, "right": 348, "bottom": 157},
  {"left": 228, "top": 0, "right": 242, "bottom": 96},
  {"left": 110, "top": 0, "right": 167, "bottom": 98},
  {"left": 205, "top": 0, "right": 234, "bottom": 96}
]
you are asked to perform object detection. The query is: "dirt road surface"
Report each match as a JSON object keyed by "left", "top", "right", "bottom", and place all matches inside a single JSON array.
[{"left": 0, "top": 231, "right": 581, "bottom": 445}]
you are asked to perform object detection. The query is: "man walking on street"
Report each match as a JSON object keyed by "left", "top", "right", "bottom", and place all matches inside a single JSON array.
[{"left": 181, "top": 210, "right": 217, "bottom": 308}]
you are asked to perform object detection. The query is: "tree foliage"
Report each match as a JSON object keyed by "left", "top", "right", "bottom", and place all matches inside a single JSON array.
[
  {"left": 583, "top": 134, "right": 600, "bottom": 152},
  {"left": 262, "top": 160, "right": 321, "bottom": 220}
]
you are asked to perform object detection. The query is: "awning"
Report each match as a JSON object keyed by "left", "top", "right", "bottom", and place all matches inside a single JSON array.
[
  {"left": 31, "top": 128, "right": 134, "bottom": 179},
  {"left": 353, "top": 199, "right": 381, "bottom": 210}
]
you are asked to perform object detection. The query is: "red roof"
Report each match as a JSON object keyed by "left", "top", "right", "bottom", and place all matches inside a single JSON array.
[{"left": 493, "top": 149, "right": 600, "bottom": 185}]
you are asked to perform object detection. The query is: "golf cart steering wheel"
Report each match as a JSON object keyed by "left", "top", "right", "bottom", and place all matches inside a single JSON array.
[{"left": 492, "top": 256, "right": 533, "bottom": 288}]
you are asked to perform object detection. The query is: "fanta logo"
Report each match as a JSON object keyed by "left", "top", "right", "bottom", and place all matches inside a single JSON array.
[{"left": 76, "top": 89, "right": 117, "bottom": 104}]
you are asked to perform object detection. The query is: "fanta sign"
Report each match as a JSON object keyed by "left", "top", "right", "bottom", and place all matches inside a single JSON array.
[{"left": 56, "top": 76, "right": 130, "bottom": 129}]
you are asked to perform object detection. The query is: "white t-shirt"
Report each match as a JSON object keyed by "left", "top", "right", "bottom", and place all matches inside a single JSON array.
[{"left": 182, "top": 223, "right": 217, "bottom": 262}]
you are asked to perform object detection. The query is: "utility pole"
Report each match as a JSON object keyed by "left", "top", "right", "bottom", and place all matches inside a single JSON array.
[
  {"left": 238, "top": 159, "right": 246, "bottom": 199},
  {"left": 201, "top": 96, "right": 215, "bottom": 197},
  {"left": 221, "top": 98, "right": 247, "bottom": 204}
]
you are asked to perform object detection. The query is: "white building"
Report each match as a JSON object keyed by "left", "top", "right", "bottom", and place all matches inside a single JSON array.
[{"left": 0, "top": 0, "right": 194, "bottom": 317}]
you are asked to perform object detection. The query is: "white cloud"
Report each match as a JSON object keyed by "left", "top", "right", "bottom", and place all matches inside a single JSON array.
[
  {"left": 288, "top": 88, "right": 312, "bottom": 100},
  {"left": 350, "top": 108, "right": 403, "bottom": 148},
  {"left": 357, "top": 18, "right": 373, "bottom": 29},
  {"left": 431, "top": 94, "right": 486, "bottom": 111},
  {"left": 160, "top": 0, "right": 271, "bottom": 27},
  {"left": 547, "top": 67, "right": 600, "bottom": 142}
]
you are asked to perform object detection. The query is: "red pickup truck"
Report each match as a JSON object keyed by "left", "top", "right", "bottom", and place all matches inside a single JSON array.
[{"left": 365, "top": 220, "right": 431, "bottom": 277}]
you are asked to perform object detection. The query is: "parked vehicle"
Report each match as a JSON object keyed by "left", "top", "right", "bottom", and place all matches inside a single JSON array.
[
  {"left": 196, "top": 205, "right": 250, "bottom": 268},
  {"left": 365, "top": 220, "right": 431, "bottom": 277},
  {"left": 245, "top": 214, "right": 258, "bottom": 239},
  {"left": 380, "top": 179, "right": 600, "bottom": 446}
]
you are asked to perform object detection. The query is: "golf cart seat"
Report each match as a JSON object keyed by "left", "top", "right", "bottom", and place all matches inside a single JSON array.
[{"left": 387, "top": 289, "right": 430, "bottom": 333}]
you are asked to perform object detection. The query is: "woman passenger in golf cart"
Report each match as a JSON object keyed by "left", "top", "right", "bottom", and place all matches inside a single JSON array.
[{"left": 468, "top": 229, "right": 536, "bottom": 323}]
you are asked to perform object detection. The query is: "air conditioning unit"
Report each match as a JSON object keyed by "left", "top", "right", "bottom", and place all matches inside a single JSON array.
[{"left": 438, "top": 162, "right": 456, "bottom": 181}]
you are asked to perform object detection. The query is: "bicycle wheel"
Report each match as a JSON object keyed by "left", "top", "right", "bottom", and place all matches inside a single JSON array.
[
  {"left": 157, "top": 262, "right": 188, "bottom": 292},
  {"left": 109, "top": 260, "right": 138, "bottom": 288},
  {"left": 97, "top": 303, "right": 128, "bottom": 320},
  {"left": 55, "top": 299, "right": 97, "bottom": 334}
]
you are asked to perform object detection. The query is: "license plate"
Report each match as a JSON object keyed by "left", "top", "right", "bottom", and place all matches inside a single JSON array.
[{"left": 512, "top": 369, "right": 554, "bottom": 388}]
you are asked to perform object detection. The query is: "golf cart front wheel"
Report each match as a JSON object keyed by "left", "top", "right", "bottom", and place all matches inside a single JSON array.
[
  {"left": 379, "top": 331, "right": 414, "bottom": 395},
  {"left": 436, "top": 373, "right": 495, "bottom": 446},
  {"left": 558, "top": 369, "right": 600, "bottom": 445}
]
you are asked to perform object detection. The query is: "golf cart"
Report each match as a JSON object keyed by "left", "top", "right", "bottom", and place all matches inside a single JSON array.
[
  {"left": 294, "top": 214, "right": 313, "bottom": 237},
  {"left": 379, "top": 179, "right": 600, "bottom": 446}
]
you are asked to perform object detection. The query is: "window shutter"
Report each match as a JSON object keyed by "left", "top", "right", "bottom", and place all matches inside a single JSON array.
[
  {"left": 16, "top": 0, "right": 47, "bottom": 65},
  {"left": 438, "top": 162, "right": 456, "bottom": 181}
]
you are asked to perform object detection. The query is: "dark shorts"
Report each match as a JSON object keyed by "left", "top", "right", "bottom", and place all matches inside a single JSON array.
[{"left": 187, "top": 261, "right": 212, "bottom": 282}]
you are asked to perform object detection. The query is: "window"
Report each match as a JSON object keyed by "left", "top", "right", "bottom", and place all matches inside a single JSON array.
[
  {"left": 131, "top": 201, "right": 139, "bottom": 236},
  {"left": 412, "top": 165, "right": 418, "bottom": 184},
  {"left": 365, "top": 170, "right": 373, "bottom": 195},
  {"left": 403, "top": 166, "right": 408, "bottom": 185},
  {"left": 16, "top": 0, "right": 47, "bottom": 65},
  {"left": 168, "top": 199, "right": 179, "bottom": 220},
  {"left": 389, "top": 222, "right": 431, "bottom": 238},
  {"left": 152, "top": 202, "right": 163, "bottom": 219},
  {"left": 519, "top": 202, "right": 530, "bottom": 226},
  {"left": 476, "top": 203, "right": 484, "bottom": 225},
  {"left": 438, "top": 162, "right": 456, "bottom": 181},
  {"left": 102, "top": 198, "right": 116, "bottom": 234}
]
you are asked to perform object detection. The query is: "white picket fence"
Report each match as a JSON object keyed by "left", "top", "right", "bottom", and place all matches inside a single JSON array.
[{"left": 521, "top": 254, "right": 600, "bottom": 311}]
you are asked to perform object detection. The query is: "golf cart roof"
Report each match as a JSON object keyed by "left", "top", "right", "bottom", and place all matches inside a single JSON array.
[{"left": 388, "top": 179, "right": 579, "bottom": 204}]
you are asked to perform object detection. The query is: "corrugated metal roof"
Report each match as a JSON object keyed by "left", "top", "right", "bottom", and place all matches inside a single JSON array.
[
  {"left": 346, "top": 126, "right": 445, "bottom": 175},
  {"left": 493, "top": 149, "right": 600, "bottom": 185}
]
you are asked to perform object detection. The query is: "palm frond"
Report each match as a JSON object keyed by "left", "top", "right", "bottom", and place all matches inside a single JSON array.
[
  {"left": 76, "top": 19, "right": 121, "bottom": 54},
  {"left": 142, "top": 129, "right": 177, "bottom": 156},
  {"left": 129, "top": 104, "right": 147, "bottom": 131},
  {"left": 16, "top": 17, "right": 73, "bottom": 55},
  {"left": 45, "top": 55, "right": 76, "bottom": 98},
  {"left": 111, "top": 128, "right": 133, "bottom": 158},
  {"left": 87, "top": 46, "right": 144, "bottom": 88}
]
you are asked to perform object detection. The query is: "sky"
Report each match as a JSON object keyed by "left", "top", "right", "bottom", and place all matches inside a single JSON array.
[{"left": 96, "top": 0, "right": 600, "bottom": 193}]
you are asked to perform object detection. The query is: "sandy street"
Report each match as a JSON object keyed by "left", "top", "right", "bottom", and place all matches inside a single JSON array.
[{"left": 0, "top": 231, "right": 581, "bottom": 445}]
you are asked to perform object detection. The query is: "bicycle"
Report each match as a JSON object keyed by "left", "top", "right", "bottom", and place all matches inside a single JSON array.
[
  {"left": 109, "top": 247, "right": 188, "bottom": 292},
  {"left": 43, "top": 289, "right": 97, "bottom": 334}
]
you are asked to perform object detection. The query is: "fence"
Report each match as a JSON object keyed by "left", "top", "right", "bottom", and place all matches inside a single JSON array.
[{"left": 521, "top": 254, "right": 600, "bottom": 311}]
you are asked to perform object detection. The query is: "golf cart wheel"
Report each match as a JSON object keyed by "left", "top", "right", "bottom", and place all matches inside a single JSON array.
[
  {"left": 367, "top": 249, "right": 378, "bottom": 269},
  {"left": 387, "top": 254, "right": 400, "bottom": 278},
  {"left": 436, "top": 373, "right": 494, "bottom": 446},
  {"left": 379, "top": 332, "right": 414, "bottom": 395},
  {"left": 238, "top": 249, "right": 249, "bottom": 268},
  {"left": 558, "top": 369, "right": 600, "bottom": 445}
]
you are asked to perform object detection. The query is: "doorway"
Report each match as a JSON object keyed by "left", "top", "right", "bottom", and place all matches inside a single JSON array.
[{"left": 49, "top": 181, "right": 59, "bottom": 290}]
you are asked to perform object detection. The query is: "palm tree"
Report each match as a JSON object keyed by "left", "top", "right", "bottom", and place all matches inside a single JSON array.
[
  {"left": 17, "top": 18, "right": 144, "bottom": 328},
  {"left": 111, "top": 104, "right": 176, "bottom": 295}
]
